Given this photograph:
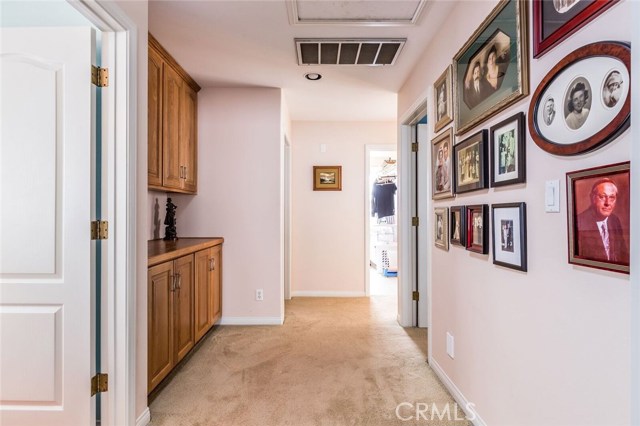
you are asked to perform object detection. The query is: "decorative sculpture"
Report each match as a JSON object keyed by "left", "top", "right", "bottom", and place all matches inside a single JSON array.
[{"left": 164, "top": 198, "right": 178, "bottom": 241}]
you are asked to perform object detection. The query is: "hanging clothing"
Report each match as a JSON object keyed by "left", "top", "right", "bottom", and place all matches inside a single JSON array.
[{"left": 372, "top": 181, "right": 397, "bottom": 219}]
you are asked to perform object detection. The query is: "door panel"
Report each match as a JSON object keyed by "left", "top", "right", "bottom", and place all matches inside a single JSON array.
[
  {"left": 162, "top": 64, "right": 183, "bottom": 189},
  {"left": 210, "top": 245, "right": 222, "bottom": 325},
  {"left": 181, "top": 84, "right": 197, "bottom": 192},
  {"left": 0, "top": 27, "right": 93, "bottom": 425},
  {"left": 148, "top": 47, "right": 163, "bottom": 187},
  {"left": 174, "top": 255, "right": 194, "bottom": 362},
  {"left": 147, "top": 262, "right": 174, "bottom": 392},
  {"left": 194, "top": 249, "right": 211, "bottom": 342}
]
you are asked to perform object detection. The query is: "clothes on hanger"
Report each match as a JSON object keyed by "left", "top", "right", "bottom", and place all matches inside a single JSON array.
[{"left": 372, "top": 179, "right": 397, "bottom": 220}]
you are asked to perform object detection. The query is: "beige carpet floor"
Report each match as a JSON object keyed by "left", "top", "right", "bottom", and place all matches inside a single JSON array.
[{"left": 149, "top": 294, "right": 471, "bottom": 426}]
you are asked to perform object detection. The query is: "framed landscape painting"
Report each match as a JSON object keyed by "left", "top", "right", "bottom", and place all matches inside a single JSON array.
[
  {"left": 313, "top": 166, "right": 342, "bottom": 191},
  {"left": 453, "top": 0, "right": 529, "bottom": 135}
]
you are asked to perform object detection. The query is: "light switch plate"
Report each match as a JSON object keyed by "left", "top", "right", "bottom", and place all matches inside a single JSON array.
[{"left": 545, "top": 180, "right": 560, "bottom": 213}]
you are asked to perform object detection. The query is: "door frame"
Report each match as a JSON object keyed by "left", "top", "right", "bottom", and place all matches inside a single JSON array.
[
  {"left": 398, "top": 99, "right": 429, "bottom": 329},
  {"left": 70, "top": 1, "right": 137, "bottom": 425},
  {"left": 364, "top": 144, "right": 396, "bottom": 297}
]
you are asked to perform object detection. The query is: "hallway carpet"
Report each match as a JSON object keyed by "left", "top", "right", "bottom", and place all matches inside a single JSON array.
[{"left": 149, "top": 296, "right": 471, "bottom": 426}]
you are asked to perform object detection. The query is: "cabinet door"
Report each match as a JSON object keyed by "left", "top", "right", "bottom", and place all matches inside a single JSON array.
[
  {"left": 148, "top": 47, "right": 163, "bottom": 188},
  {"left": 210, "top": 245, "right": 222, "bottom": 325},
  {"left": 174, "top": 254, "right": 195, "bottom": 363},
  {"left": 194, "top": 249, "right": 211, "bottom": 342},
  {"left": 148, "top": 261, "right": 174, "bottom": 392},
  {"left": 180, "top": 84, "right": 197, "bottom": 193},
  {"left": 162, "top": 64, "right": 183, "bottom": 190}
]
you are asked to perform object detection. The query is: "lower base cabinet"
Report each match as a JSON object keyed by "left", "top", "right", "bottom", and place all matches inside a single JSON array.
[{"left": 148, "top": 239, "right": 223, "bottom": 394}]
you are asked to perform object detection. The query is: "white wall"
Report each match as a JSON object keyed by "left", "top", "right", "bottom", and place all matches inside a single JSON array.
[
  {"left": 291, "top": 121, "right": 396, "bottom": 296},
  {"left": 173, "top": 87, "right": 284, "bottom": 324},
  {"left": 398, "top": 2, "right": 631, "bottom": 425}
]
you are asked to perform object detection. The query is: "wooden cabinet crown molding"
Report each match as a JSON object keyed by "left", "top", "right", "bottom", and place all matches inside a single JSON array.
[{"left": 149, "top": 32, "right": 201, "bottom": 93}]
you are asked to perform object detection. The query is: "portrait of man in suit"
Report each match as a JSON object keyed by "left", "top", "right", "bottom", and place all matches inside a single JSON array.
[
  {"left": 576, "top": 178, "right": 629, "bottom": 264},
  {"left": 463, "top": 61, "right": 490, "bottom": 109}
]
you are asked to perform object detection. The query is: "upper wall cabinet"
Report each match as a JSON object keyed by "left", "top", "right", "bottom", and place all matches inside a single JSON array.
[{"left": 148, "top": 33, "right": 200, "bottom": 194}]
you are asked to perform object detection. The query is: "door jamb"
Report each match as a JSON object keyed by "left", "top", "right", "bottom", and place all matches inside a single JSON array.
[{"left": 69, "top": 1, "right": 137, "bottom": 425}]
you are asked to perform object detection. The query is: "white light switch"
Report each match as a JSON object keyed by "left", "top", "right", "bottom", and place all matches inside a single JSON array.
[
  {"left": 446, "top": 332, "right": 455, "bottom": 359},
  {"left": 545, "top": 180, "right": 560, "bottom": 213},
  {"left": 320, "top": 143, "right": 327, "bottom": 153}
]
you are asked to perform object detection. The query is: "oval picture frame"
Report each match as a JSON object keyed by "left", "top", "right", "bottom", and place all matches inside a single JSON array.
[{"left": 528, "top": 41, "right": 630, "bottom": 156}]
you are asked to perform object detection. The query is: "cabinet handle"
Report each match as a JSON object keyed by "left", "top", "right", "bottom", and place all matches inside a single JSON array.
[
  {"left": 183, "top": 166, "right": 187, "bottom": 180},
  {"left": 179, "top": 166, "right": 184, "bottom": 179},
  {"left": 176, "top": 272, "right": 182, "bottom": 290},
  {"left": 170, "top": 275, "right": 176, "bottom": 292},
  {"left": 212, "top": 258, "right": 216, "bottom": 271}
]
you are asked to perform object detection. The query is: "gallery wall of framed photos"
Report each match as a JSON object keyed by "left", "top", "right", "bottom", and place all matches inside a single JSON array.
[{"left": 398, "top": 1, "right": 633, "bottom": 425}]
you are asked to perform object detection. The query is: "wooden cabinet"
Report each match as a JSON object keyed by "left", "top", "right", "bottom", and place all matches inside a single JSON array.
[
  {"left": 148, "top": 33, "right": 200, "bottom": 194},
  {"left": 194, "top": 245, "right": 222, "bottom": 342},
  {"left": 148, "top": 238, "right": 223, "bottom": 394}
]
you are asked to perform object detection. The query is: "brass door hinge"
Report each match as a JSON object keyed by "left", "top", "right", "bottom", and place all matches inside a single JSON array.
[
  {"left": 412, "top": 291, "right": 419, "bottom": 301},
  {"left": 91, "top": 66, "right": 109, "bottom": 87},
  {"left": 91, "top": 220, "right": 109, "bottom": 240},
  {"left": 411, "top": 142, "right": 419, "bottom": 152},
  {"left": 91, "top": 373, "right": 108, "bottom": 396},
  {"left": 412, "top": 217, "right": 419, "bottom": 226}
]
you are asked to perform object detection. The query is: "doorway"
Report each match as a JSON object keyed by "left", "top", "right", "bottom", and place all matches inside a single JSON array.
[{"left": 365, "top": 145, "right": 398, "bottom": 300}]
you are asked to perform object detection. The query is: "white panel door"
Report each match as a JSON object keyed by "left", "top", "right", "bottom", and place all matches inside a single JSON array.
[{"left": 0, "top": 27, "right": 94, "bottom": 425}]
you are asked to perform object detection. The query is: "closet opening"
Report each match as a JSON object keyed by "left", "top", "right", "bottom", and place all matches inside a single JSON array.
[{"left": 365, "top": 145, "right": 398, "bottom": 300}]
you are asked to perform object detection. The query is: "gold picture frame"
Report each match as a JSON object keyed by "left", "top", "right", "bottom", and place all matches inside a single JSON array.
[
  {"left": 433, "top": 65, "right": 453, "bottom": 133},
  {"left": 313, "top": 166, "right": 342, "bottom": 191},
  {"left": 453, "top": 0, "right": 529, "bottom": 136}
]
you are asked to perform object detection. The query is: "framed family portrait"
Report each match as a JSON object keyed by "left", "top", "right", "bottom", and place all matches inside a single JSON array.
[
  {"left": 450, "top": 206, "right": 466, "bottom": 247},
  {"left": 453, "top": 0, "right": 529, "bottom": 135},
  {"left": 490, "top": 112, "right": 526, "bottom": 187},
  {"left": 492, "top": 202, "right": 527, "bottom": 271},
  {"left": 434, "top": 207, "right": 449, "bottom": 251},
  {"left": 533, "top": 0, "right": 619, "bottom": 58},
  {"left": 566, "top": 162, "right": 630, "bottom": 274},
  {"left": 453, "top": 130, "right": 488, "bottom": 194},
  {"left": 433, "top": 66, "right": 453, "bottom": 133},
  {"left": 431, "top": 128, "right": 454, "bottom": 200},
  {"left": 528, "top": 41, "right": 630, "bottom": 156},
  {"left": 313, "top": 166, "right": 342, "bottom": 191},
  {"left": 466, "top": 204, "right": 489, "bottom": 254}
]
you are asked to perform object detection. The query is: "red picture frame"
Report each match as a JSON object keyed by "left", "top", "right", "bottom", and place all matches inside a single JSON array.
[
  {"left": 533, "top": 0, "right": 619, "bottom": 58},
  {"left": 465, "top": 204, "right": 489, "bottom": 254}
]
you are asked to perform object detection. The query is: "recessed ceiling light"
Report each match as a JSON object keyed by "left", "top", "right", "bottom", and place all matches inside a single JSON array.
[{"left": 304, "top": 72, "right": 322, "bottom": 81}]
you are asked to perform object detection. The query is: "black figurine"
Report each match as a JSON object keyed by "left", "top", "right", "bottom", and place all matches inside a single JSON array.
[{"left": 163, "top": 198, "right": 178, "bottom": 241}]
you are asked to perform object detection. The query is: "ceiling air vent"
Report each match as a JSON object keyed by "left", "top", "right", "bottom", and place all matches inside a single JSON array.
[{"left": 296, "top": 39, "right": 406, "bottom": 66}]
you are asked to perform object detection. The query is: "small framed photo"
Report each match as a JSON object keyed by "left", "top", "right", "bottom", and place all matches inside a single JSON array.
[
  {"left": 528, "top": 42, "right": 630, "bottom": 156},
  {"left": 434, "top": 207, "right": 449, "bottom": 251},
  {"left": 454, "top": 129, "right": 488, "bottom": 194},
  {"left": 313, "top": 166, "right": 342, "bottom": 191},
  {"left": 567, "top": 162, "right": 630, "bottom": 274},
  {"left": 431, "top": 128, "right": 454, "bottom": 200},
  {"left": 533, "top": 0, "right": 619, "bottom": 58},
  {"left": 450, "top": 206, "right": 466, "bottom": 247},
  {"left": 491, "top": 202, "right": 527, "bottom": 271},
  {"left": 490, "top": 111, "right": 526, "bottom": 187},
  {"left": 465, "top": 204, "right": 489, "bottom": 254},
  {"left": 433, "top": 65, "right": 453, "bottom": 133}
]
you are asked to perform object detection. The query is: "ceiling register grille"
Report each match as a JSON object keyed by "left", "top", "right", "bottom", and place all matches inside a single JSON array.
[{"left": 296, "top": 39, "right": 406, "bottom": 66}]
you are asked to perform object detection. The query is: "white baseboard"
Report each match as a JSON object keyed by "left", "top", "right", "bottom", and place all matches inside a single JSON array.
[
  {"left": 219, "top": 316, "right": 284, "bottom": 325},
  {"left": 429, "top": 358, "right": 487, "bottom": 426},
  {"left": 136, "top": 407, "right": 151, "bottom": 426},
  {"left": 291, "top": 291, "right": 366, "bottom": 297}
]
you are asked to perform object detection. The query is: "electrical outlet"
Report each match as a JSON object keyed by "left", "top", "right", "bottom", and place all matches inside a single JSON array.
[
  {"left": 256, "top": 289, "right": 264, "bottom": 301},
  {"left": 446, "top": 332, "right": 455, "bottom": 359}
]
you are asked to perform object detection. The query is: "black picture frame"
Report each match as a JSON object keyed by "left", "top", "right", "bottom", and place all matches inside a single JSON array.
[
  {"left": 453, "top": 0, "right": 529, "bottom": 135},
  {"left": 450, "top": 206, "right": 466, "bottom": 247},
  {"left": 528, "top": 41, "right": 630, "bottom": 156},
  {"left": 465, "top": 204, "right": 489, "bottom": 254},
  {"left": 533, "top": 0, "right": 619, "bottom": 58},
  {"left": 566, "top": 162, "right": 630, "bottom": 274},
  {"left": 491, "top": 202, "right": 527, "bottom": 271},
  {"left": 490, "top": 112, "right": 526, "bottom": 187},
  {"left": 454, "top": 129, "right": 488, "bottom": 194}
]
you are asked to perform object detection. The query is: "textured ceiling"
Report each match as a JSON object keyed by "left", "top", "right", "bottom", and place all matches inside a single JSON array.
[{"left": 148, "top": 0, "right": 455, "bottom": 121}]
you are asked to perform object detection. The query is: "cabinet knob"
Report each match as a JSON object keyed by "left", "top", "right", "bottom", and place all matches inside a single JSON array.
[{"left": 209, "top": 258, "right": 215, "bottom": 271}]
